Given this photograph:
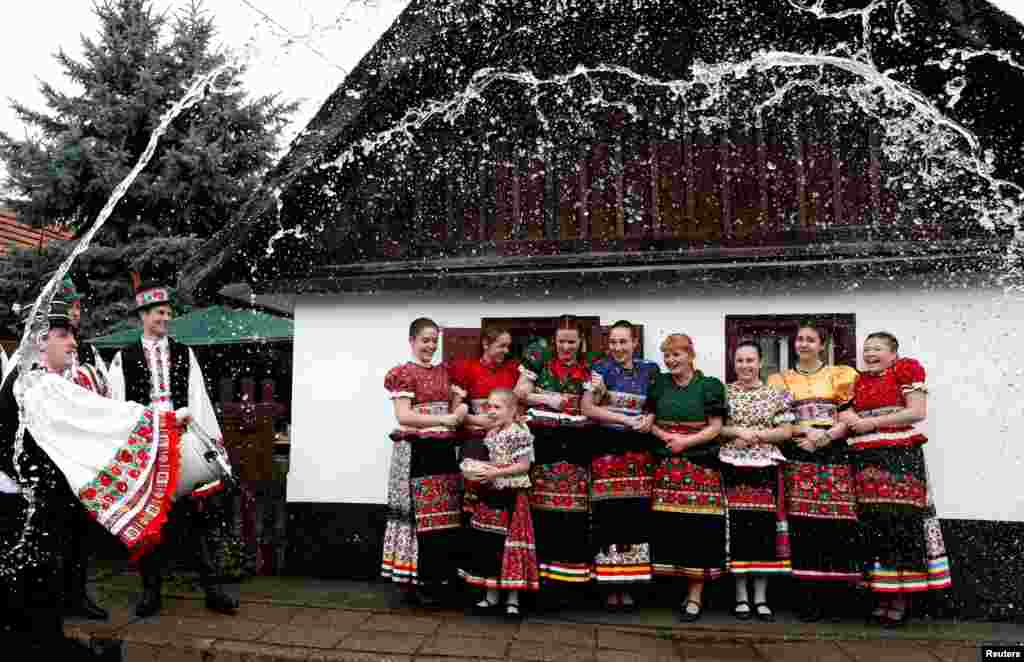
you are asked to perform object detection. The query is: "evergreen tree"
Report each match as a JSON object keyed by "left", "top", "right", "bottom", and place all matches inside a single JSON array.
[{"left": 0, "top": 0, "right": 296, "bottom": 242}]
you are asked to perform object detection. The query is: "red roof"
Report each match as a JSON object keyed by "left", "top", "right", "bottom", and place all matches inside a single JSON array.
[{"left": 0, "top": 209, "right": 74, "bottom": 255}]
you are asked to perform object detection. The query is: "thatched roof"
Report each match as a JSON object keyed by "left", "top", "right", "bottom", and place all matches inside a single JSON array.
[{"left": 181, "top": 0, "right": 1024, "bottom": 300}]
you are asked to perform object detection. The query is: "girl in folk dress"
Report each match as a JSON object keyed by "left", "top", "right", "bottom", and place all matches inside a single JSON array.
[
  {"left": 459, "top": 388, "right": 539, "bottom": 617},
  {"left": 767, "top": 323, "right": 861, "bottom": 622},
  {"left": 381, "top": 318, "right": 469, "bottom": 605},
  {"left": 840, "top": 332, "right": 951, "bottom": 626},
  {"left": 719, "top": 342, "right": 795, "bottom": 622},
  {"left": 645, "top": 334, "right": 728, "bottom": 622}
]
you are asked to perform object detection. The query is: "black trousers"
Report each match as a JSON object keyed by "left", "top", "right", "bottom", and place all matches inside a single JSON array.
[{"left": 138, "top": 491, "right": 232, "bottom": 591}]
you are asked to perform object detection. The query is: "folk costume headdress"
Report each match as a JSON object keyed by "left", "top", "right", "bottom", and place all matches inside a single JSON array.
[
  {"left": 11, "top": 288, "right": 75, "bottom": 332},
  {"left": 131, "top": 271, "right": 174, "bottom": 313}
]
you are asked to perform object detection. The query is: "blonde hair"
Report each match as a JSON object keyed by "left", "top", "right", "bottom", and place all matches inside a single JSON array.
[
  {"left": 660, "top": 333, "right": 695, "bottom": 355},
  {"left": 489, "top": 387, "right": 519, "bottom": 408}
]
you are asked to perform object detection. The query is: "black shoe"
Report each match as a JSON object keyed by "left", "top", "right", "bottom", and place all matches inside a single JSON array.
[
  {"left": 733, "top": 600, "right": 753, "bottom": 621},
  {"left": 754, "top": 602, "right": 775, "bottom": 623},
  {"left": 65, "top": 594, "right": 109, "bottom": 620},
  {"left": 205, "top": 588, "right": 239, "bottom": 615},
  {"left": 678, "top": 599, "right": 703, "bottom": 623},
  {"left": 135, "top": 588, "right": 162, "bottom": 618}
]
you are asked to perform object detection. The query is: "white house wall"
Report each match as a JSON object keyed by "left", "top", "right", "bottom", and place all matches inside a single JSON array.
[{"left": 289, "top": 273, "right": 1023, "bottom": 522}]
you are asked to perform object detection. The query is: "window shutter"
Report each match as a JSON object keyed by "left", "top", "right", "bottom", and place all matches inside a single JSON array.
[{"left": 831, "top": 317, "right": 857, "bottom": 368}]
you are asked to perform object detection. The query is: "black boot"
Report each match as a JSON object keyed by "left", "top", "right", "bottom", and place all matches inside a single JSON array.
[
  {"left": 136, "top": 558, "right": 163, "bottom": 618},
  {"left": 63, "top": 536, "right": 108, "bottom": 620},
  {"left": 65, "top": 592, "right": 109, "bottom": 620},
  {"left": 204, "top": 585, "right": 239, "bottom": 614}
]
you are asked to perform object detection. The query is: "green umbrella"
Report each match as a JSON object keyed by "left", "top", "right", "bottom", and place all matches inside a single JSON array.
[{"left": 88, "top": 305, "right": 292, "bottom": 348}]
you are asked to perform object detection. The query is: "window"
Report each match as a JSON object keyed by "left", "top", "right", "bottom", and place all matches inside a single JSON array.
[
  {"left": 442, "top": 317, "right": 645, "bottom": 364},
  {"left": 724, "top": 314, "right": 856, "bottom": 383}
]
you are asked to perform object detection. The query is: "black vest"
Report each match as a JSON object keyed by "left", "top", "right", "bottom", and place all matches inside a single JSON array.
[{"left": 120, "top": 338, "right": 190, "bottom": 409}]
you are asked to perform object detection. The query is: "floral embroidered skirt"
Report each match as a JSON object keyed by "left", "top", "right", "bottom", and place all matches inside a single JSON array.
[
  {"left": 782, "top": 444, "right": 862, "bottom": 583},
  {"left": 720, "top": 464, "right": 791, "bottom": 575},
  {"left": 459, "top": 433, "right": 488, "bottom": 520},
  {"left": 649, "top": 452, "right": 727, "bottom": 580},
  {"left": 851, "top": 445, "right": 952, "bottom": 593},
  {"left": 528, "top": 425, "right": 592, "bottom": 584},
  {"left": 381, "top": 438, "right": 462, "bottom": 585},
  {"left": 590, "top": 428, "right": 654, "bottom": 585},
  {"left": 459, "top": 487, "right": 539, "bottom": 591}
]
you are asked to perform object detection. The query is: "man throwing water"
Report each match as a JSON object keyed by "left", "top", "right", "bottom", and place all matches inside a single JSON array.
[{"left": 107, "top": 272, "right": 238, "bottom": 617}]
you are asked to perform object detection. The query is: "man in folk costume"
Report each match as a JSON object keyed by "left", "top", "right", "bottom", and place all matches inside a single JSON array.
[
  {"left": 107, "top": 273, "right": 239, "bottom": 618},
  {"left": 62, "top": 274, "right": 109, "bottom": 388},
  {"left": 0, "top": 293, "right": 115, "bottom": 652},
  {"left": 57, "top": 275, "right": 110, "bottom": 620}
]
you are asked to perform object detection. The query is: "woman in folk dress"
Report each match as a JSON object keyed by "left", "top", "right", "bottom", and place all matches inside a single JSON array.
[
  {"left": 719, "top": 341, "right": 795, "bottom": 622},
  {"left": 381, "top": 318, "right": 468, "bottom": 605},
  {"left": 514, "top": 315, "right": 597, "bottom": 597},
  {"left": 645, "top": 333, "right": 728, "bottom": 622},
  {"left": 581, "top": 320, "right": 657, "bottom": 611},
  {"left": 449, "top": 326, "right": 521, "bottom": 520},
  {"left": 841, "top": 332, "right": 951, "bottom": 626},
  {"left": 767, "top": 322, "right": 861, "bottom": 622}
]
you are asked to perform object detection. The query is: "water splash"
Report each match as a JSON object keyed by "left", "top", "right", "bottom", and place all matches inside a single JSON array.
[
  {"left": 4, "top": 63, "right": 231, "bottom": 562},
  {"left": 314, "top": 51, "right": 1022, "bottom": 234}
]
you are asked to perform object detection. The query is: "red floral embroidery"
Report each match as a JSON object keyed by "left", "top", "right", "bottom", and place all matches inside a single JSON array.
[
  {"left": 530, "top": 462, "right": 589, "bottom": 512},
  {"left": 412, "top": 473, "right": 462, "bottom": 533},
  {"left": 652, "top": 456, "right": 725, "bottom": 515},
  {"left": 590, "top": 451, "right": 654, "bottom": 501},
  {"left": 784, "top": 461, "right": 857, "bottom": 520}
]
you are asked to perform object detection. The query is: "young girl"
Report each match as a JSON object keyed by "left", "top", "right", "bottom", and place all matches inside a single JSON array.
[{"left": 459, "top": 388, "right": 539, "bottom": 617}]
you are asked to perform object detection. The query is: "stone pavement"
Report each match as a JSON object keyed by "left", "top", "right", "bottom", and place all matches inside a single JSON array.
[{"left": 62, "top": 574, "right": 1022, "bottom": 661}]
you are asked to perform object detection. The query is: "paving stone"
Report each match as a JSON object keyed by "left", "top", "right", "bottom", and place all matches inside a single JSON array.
[
  {"left": 157, "top": 599, "right": 213, "bottom": 620},
  {"left": 677, "top": 642, "right": 762, "bottom": 662},
  {"left": 336, "top": 630, "right": 427, "bottom": 655},
  {"left": 756, "top": 642, "right": 854, "bottom": 662},
  {"left": 307, "top": 651, "right": 411, "bottom": 662},
  {"left": 123, "top": 640, "right": 162, "bottom": 662},
  {"left": 436, "top": 618, "right": 521, "bottom": 640},
  {"left": 515, "top": 622, "right": 596, "bottom": 647},
  {"left": 261, "top": 624, "right": 348, "bottom": 649},
  {"left": 596, "top": 648, "right": 681, "bottom": 662},
  {"left": 118, "top": 624, "right": 216, "bottom": 649},
  {"left": 925, "top": 642, "right": 978, "bottom": 662},
  {"left": 597, "top": 629, "right": 678, "bottom": 653},
  {"left": 149, "top": 615, "right": 275, "bottom": 641},
  {"left": 839, "top": 641, "right": 940, "bottom": 662},
  {"left": 359, "top": 614, "right": 442, "bottom": 635},
  {"left": 289, "top": 608, "right": 372, "bottom": 630},
  {"left": 235, "top": 603, "right": 303, "bottom": 624},
  {"left": 419, "top": 635, "right": 509, "bottom": 658},
  {"left": 210, "top": 640, "right": 313, "bottom": 661},
  {"left": 508, "top": 640, "right": 596, "bottom": 662},
  {"left": 153, "top": 647, "right": 209, "bottom": 662}
]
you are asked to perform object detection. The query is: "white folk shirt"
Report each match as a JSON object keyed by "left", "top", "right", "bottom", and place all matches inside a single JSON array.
[{"left": 108, "top": 334, "right": 224, "bottom": 443}]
